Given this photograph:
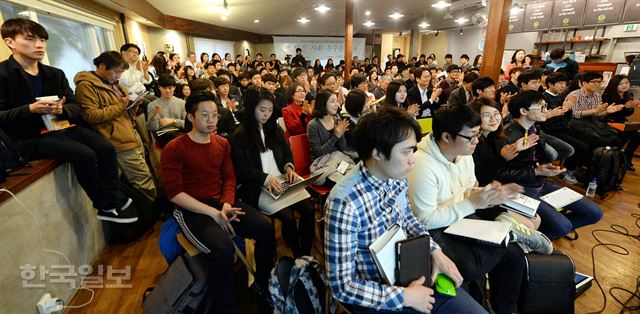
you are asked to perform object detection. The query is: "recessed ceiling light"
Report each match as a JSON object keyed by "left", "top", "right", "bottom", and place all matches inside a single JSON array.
[
  {"left": 454, "top": 17, "right": 468, "bottom": 24},
  {"left": 419, "top": 22, "right": 430, "bottom": 28},
  {"left": 254, "top": 19, "right": 260, "bottom": 23},
  {"left": 365, "top": 11, "right": 371, "bottom": 16},
  {"left": 314, "top": 5, "right": 331, "bottom": 13},
  {"left": 431, "top": 1, "right": 452, "bottom": 9},
  {"left": 221, "top": 15, "right": 228, "bottom": 21},
  {"left": 297, "top": 17, "right": 310, "bottom": 24},
  {"left": 18, "top": 10, "right": 30, "bottom": 17},
  {"left": 363, "top": 21, "right": 375, "bottom": 27},
  {"left": 389, "top": 12, "right": 404, "bottom": 19}
]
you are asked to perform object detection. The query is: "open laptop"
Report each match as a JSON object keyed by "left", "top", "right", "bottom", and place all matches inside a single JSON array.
[{"left": 262, "top": 171, "right": 323, "bottom": 200}]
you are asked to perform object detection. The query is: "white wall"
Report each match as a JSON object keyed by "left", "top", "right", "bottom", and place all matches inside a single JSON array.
[
  {"left": 446, "top": 28, "right": 484, "bottom": 60},
  {"left": 147, "top": 27, "right": 187, "bottom": 59},
  {"left": 505, "top": 32, "right": 538, "bottom": 52},
  {"left": 193, "top": 37, "right": 234, "bottom": 60}
]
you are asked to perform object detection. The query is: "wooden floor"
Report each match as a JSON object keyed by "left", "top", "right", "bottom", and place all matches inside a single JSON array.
[{"left": 66, "top": 158, "right": 640, "bottom": 314}]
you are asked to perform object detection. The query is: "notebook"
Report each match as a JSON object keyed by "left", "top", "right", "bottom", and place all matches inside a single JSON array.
[
  {"left": 396, "top": 235, "right": 431, "bottom": 287},
  {"left": 500, "top": 193, "right": 540, "bottom": 218},
  {"left": 36, "top": 96, "right": 74, "bottom": 131},
  {"left": 369, "top": 224, "right": 406, "bottom": 286},
  {"left": 444, "top": 219, "right": 512, "bottom": 247},
  {"left": 540, "top": 187, "right": 583, "bottom": 209}
]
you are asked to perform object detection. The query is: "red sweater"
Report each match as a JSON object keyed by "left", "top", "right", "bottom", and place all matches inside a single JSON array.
[
  {"left": 161, "top": 133, "right": 236, "bottom": 205},
  {"left": 282, "top": 101, "right": 311, "bottom": 139}
]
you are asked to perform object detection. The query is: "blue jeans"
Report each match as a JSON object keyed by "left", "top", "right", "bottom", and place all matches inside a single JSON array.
[
  {"left": 523, "top": 181, "right": 603, "bottom": 239},
  {"left": 352, "top": 289, "right": 488, "bottom": 314},
  {"left": 544, "top": 134, "right": 575, "bottom": 162}
]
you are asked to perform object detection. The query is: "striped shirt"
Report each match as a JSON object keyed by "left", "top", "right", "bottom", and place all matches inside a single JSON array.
[
  {"left": 325, "top": 163, "right": 440, "bottom": 311},
  {"left": 567, "top": 88, "right": 601, "bottom": 119}
]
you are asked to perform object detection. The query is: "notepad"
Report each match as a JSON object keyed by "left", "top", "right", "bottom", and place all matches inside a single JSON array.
[
  {"left": 369, "top": 224, "right": 406, "bottom": 286},
  {"left": 500, "top": 193, "right": 540, "bottom": 218},
  {"left": 540, "top": 187, "right": 583, "bottom": 209},
  {"left": 36, "top": 96, "right": 73, "bottom": 131},
  {"left": 444, "top": 219, "right": 511, "bottom": 247}
]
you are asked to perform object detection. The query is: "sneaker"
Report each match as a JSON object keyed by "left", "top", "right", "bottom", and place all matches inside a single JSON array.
[
  {"left": 98, "top": 198, "right": 137, "bottom": 223},
  {"left": 561, "top": 171, "right": 578, "bottom": 185},
  {"left": 496, "top": 214, "right": 553, "bottom": 255}
]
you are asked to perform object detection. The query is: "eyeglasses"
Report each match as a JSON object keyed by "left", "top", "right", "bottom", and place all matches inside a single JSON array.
[
  {"left": 126, "top": 49, "right": 140, "bottom": 55},
  {"left": 457, "top": 132, "right": 481, "bottom": 142},
  {"left": 588, "top": 80, "right": 603, "bottom": 85},
  {"left": 481, "top": 112, "right": 502, "bottom": 122},
  {"left": 198, "top": 112, "right": 221, "bottom": 120}
]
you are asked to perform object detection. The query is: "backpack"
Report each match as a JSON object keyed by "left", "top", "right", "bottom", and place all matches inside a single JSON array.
[
  {"left": 588, "top": 146, "right": 627, "bottom": 199},
  {"left": 0, "top": 128, "right": 27, "bottom": 182},
  {"left": 268, "top": 256, "right": 335, "bottom": 314},
  {"left": 518, "top": 251, "right": 576, "bottom": 314},
  {"left": 159, "top": 216, "right": 184, "bottom": 265}
]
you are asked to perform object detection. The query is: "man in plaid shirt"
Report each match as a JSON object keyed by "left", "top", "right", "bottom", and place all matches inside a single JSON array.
[{"left": 325, "top": 107, "right": 487, "bottom": 313}]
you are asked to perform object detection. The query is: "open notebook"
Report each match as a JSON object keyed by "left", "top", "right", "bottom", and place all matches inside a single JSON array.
[
  {"left": 500, "top": 193, "right": 540, "bottom": 218},
  {"left": 444, "top": 219, "right": 512, "bottom": 247},
  {"left": 369, "top": 224, "right": 406, "bottom": 286}
]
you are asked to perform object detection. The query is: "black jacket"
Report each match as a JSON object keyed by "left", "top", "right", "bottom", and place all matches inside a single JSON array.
[
  {"left": 447, "top": 86, "right": 471, "bottom": 107},
  {"left": 230, "top": 127, "right": 294, "bottom": 207},
  {"left": 472, "top": 132, "right": 507, "bottom": 187},
  {"left": 498, "top": 121, "right": 548, "bottom": 187},
  {"left": 0, "top": 55, "right": 83, "bottom": 157},
  {"left": 407, "top": 85, "right": 441, "bottom": 116}
]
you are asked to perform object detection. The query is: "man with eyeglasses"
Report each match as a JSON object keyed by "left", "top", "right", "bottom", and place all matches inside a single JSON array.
[
  {"left": 500, "top": 91, "right": 603, "bottom": 239},
  {"left": 408, "top": 105, "right": 541, "bottom": 314},
  {"left": 161, "top": 91, "right": 276, "bottom": 313},
  {"left": 119, "top": 43, "right": 155, "bottom": 101}
]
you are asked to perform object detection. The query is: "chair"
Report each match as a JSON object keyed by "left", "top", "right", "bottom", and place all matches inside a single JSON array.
[{"left": 288, "top": 134, "right": 331, "bottom": 196}]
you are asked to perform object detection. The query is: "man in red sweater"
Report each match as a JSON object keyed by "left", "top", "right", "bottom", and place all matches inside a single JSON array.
[{"left": 161, "top": 91, "right": 275, "bottom": 313}]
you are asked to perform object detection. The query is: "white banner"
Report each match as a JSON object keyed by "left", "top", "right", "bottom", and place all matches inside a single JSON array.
[{"left": 273, "top": 36, "right": 366, "bottom": 65}]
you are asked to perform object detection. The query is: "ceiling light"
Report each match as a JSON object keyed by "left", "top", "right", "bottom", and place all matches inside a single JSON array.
[
  {"left": 459, "top": 28, "right": 464, "bottom": 35},
  {"left": 419, "top": 22, "right": 430, "bottom": 28},
  {"left": 363, "top": 21, "right": 375, "bottom": 27},
  {"left": 253, "top": 19, "right": 260, "bottom": 23},
  {"left": 221, "top": 15, "right": 228, "bottom": 21},
  {"left": 455, "top": 17, "right": 469, "bottom": 24},
  {"left": 314, "top": 5, "right": 331, "bottom": 13},
  {"left": 389, "top": 12, "right": 404, "bottom": 19},
  {"left": 18, "top": 11, "right": 30, "bottom": 17},
  {"left": 510, "top": 4, "right": 525, "bottom": 15},
  {"left": 365, "top": 11, "right": 371, "bottom": 16},
  {"left": 297, "top": 17, "right": 310, "bottom": 24},
  {"left": 431, "top": 1, "right": 452, "bottom": 9}
]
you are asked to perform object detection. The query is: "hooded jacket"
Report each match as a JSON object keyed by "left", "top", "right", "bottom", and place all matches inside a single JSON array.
[
  {"left": 73, "top": 71, "right": 139, "bottom": 152},
  {"left": 407, "top": 133, "right": 477, "bottom": 230}
]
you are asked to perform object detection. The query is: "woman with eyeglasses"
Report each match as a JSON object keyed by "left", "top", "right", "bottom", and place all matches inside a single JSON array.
[
  {"left": 282, "top": 82, "right": 314, "bottom": 139},
  {"left": 230, "top": 87, "right": 315, "bottom": 257}
]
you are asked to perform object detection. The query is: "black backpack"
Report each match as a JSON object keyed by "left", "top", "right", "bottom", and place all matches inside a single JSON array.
[
  {"left": 0, "top": 128, "right": 27, "bottom": 182},
  {"left": 588, "top": 146, "right": 627, "bottom": 199}
]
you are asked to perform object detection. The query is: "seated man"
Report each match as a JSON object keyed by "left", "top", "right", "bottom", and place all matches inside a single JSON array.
[
  {"left": 408, "top": 105, "right": 549, "bottom": 314},
  {"left": 162, "top": 91, "right": 275, "bottom": 313},
  {"left": 0, "top": 18, "right": 134, "bottom": 223},
  {"left": 189, "top": 78, "right": 235, "bottom": 138},
  {"left": 146, "top": 74, "right": 186, "bottom": 147},
  {"left": 325, "top": 107, "right": 487, "bottom": 314},
  {"left": 499, "top": 91, "right": 603, "bottom": 239},
  {"left": 447, "top": 72, "right": 478, "bottom": 108},
  {"left": 408, "top": 67, "right": 442, "bottom": 117},
  {"left": 75, "top": 51, "right": 157, "bottom": 202}
]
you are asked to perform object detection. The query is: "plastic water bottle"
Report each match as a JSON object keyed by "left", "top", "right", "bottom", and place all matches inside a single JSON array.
[{"left": 586, "top": 178, "right": 597, "bottom": 197}]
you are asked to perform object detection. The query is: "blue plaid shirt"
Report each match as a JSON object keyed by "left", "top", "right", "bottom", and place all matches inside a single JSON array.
[{"left": 325, "top": 163, "right": 440, "bottom": 311}]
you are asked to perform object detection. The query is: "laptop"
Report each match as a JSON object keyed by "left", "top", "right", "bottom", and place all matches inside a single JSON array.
[{"left": 261, "top": 171, "right": 323, "bottom": 200}]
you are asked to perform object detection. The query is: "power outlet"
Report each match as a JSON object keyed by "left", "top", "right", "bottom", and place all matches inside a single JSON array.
[{"left": 36, "top": 293, "right": 63, "bottom": 314}]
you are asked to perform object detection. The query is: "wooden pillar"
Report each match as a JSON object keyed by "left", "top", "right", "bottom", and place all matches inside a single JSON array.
[
  {"left": 344, "top": 0, "right": 353, "bottom": 81},
  {"left": 480, "top": 0, "right": 512, "bottom": 84}
]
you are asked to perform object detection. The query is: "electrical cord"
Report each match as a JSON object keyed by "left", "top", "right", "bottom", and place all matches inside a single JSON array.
[{"left": 586, "top": 209, "right": 640, "bottom": 314}]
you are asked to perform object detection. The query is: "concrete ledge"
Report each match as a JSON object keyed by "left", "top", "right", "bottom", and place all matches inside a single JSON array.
[{"left": 0, "top": 163, "right": 105, "bottom": 313}]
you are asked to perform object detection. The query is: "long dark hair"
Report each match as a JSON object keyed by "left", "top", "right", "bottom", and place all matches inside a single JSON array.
[
  {"left": 468, "top": 97, "right": 506, "bottom": 142},
  {"left": 236, "top": 86, "right": 285, "bottom": 152},
  {"left": 602, "top": 74, "right": 632, "bottom": 105},
  {"left": 150, "top": 53, "right": 170, "bottom": 76},
  {"left": 384, "top": 80, "right": 409, "bottom": 109},
  {"left": 510, "top": 49, "right": 526, "bottom": 65}
]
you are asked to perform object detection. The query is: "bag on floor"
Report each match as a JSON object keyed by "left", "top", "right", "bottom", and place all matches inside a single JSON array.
[
  {"left": 588, "top": 146, "right": 627, "bottom": 199},
  {"left": 159, "top": 216, "right": 184, "bottom": 264},
  {"left": 309, "top": 151, "right": 356, "bottom": 185},
  {"left": 518, "top": 251, "right": 576, "bottom": 314},
  {"left": 143, "top": 253, "right": 209, "bottom": 314},
  {"left": 268, "top": 255, "right": 335, "bottom": 314}
]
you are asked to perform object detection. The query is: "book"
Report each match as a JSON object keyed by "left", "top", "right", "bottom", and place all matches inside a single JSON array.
[
  {"left": 540, "top": 187, "right": 583, "bottom": 209},
  {"left": 396, "top": 235, "right": 431, "bottom": 287},
  {"left": 444, "top": 219, "right": 512, "bottom": 247},
  {"left": 369, "top": 224, "right": 406, "bottom": 285},
  {"left": 500, "top": 193, "right": 540, "bottom": 218},
  {"left": 36, "top": 96, "right": 73, "bottom": 132}
]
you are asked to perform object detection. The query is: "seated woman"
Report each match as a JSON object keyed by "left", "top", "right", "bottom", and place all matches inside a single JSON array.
[
  {"left": 383, "top": 79, "right": 420, "bottom": 117},
  {"left": 230, "top": 87, "right": 315, "bottom": 258},
  {"left": 282, "top": 82, "right": 313, "bottom": 139},
  {"left": 213, "top": 76, "right": 244, "bottom": 124},
  {"left": 601, "top": 74, "right": 640, "bottom": 171},
  {"left": 307, "top": 89, "right": 353, "bottom": 160},
  {"left": 342, "top": 89, "right": 371, "bottom": 148},
  {"left": 146, "top": 74, "right": 187, "bottom": 147}
]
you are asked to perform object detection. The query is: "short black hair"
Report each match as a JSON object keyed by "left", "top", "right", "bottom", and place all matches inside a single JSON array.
[
  {"left": 350, "top": 74, "right": 367, "bottom": 88},
  {"left": 185, "top": 90, "right": 216, "bottom": 115},
  {"left": 460, "top": 54, "right": 470, "bottom": 60},
  {"left": 157, "top": 74, "right": 176, "bottom": 87},
  {"left": 447, "top": 64, "right": 461, "bottom": 72},
  {"left": 238, "top": 72, "right": 250, "bottom": 80},
  {"left": 291, "top": 67, "right": 306, "bottom": 80},
  {"left": 213, "top": 76, "right": 230, "bottom": 88},
  {"left": 93, "top": 51, "right": 128, "bottom": 70},
  {"left": 415, "top": 67, "right": 430, "bottom": 79},
  {"left": 120, "top": 43, "right": 140, "bottom": 54},
  {"left": 296, "top": 47, "right": 302, "bottom": 52},
  {"left": 262, "top": 73, "right": 277, "bottom": 83},
  {"left": 471, "top": 76, "right": 495, "bottom": 96},
  {"left": 445, "top": 54, "right": 453, "bottom": 59},
  {"left": 432, "top": 104, "right": 481, "bottom": 142},
  {"left": 345, "top": 89, "right": 367, "bottom": 118},
  {"left": 517, "top": 71, "right": 541, "bottom": 88},
  {"left": 190, "top": 78, "right": 214, "bottom": 92},
  {"left": 549, "top": 48, "right": 565, "bottom": 60},
  {"left": 508, "top": 90, "right": 543, "bottom": 118},
  {"left": 463, "top": 72, "right": 479, "bottom": 84},
  {"left": 211, "top": 59, "right": 221, "bottom": 68},
  {"left": 1, "top": 18, "right": 48, "bottom": 40},
  {"left": 353, "top": 106, "right": 422, "bottom": 161},
  {"left": 249, "top": 69, "right": 261, "bottom": 79},
  {"left": 319, "top": 73, "right": 337, "bottom": 86},
  {"left": 545, "top": 72, "right": 569, "bottom": 87},
  {"left": 579, "top": 71, "right": 603, "bottom": 83},
  {"left": 311, "top": 89, "right": 334, "bottom": 118},
  {"left": 509, "top": 66, "right": 526, "bottom": 77}
]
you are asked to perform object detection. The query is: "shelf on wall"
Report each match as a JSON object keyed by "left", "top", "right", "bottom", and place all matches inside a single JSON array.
[{"left": 534, "top": 38, "right": 610, "bottom": 45}]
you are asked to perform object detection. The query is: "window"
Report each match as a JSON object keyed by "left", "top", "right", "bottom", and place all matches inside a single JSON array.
[{"left": 0, "top": 0, "right": 116, "bottom": 89}]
